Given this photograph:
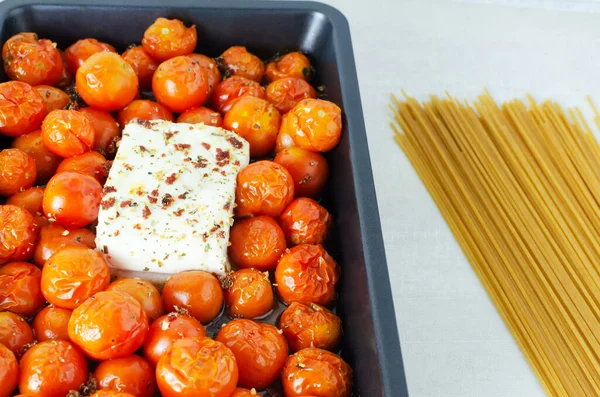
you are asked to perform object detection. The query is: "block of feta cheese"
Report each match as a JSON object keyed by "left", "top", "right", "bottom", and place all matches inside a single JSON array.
[{"left": 96, "top": 119, "right": 249, "bottom": 283}]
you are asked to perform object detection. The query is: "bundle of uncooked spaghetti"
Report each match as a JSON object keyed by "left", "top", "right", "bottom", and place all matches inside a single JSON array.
[{"left": 391, "top": 91, "right": 600, "bottom": 396}]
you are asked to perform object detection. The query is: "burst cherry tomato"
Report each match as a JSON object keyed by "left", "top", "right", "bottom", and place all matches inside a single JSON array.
[
  {"left": 277, "top": 98, "right": 342, "bottom": 152},
  {"left": 0, "top": 343, "right": 18, "bottom": 397},
  {"left": 2, "top": 32, "right": 63, "bottom": 86},
  {"left": 279, "top": 198, "right": 331, "bottom": 245},
  {"left": 11, "top": 129, "right": 62, "bottom": 184},
  {"left": 162, "top": 270, "right": 223, "bottom": 324},
  {"left": 211, "top": 75, "right": 266, "bottom": 114},
  {"left": 57, "top": 151, "right": 108, "bottom": 184},
  {"left": 266, "top": 77, "right": 317, "bottom": 114},
  {"left": 156, "top": 337, "right": 238, "bottom": 397},
  {"left": 35, "top": 85, "right": 70, "bottom": 112},
  {"left": 41, "top": 246, "right": 110, "bottom": 309},
  {"left": 265, "top": 52, "right": 312, "bottom": 82},
  {"left": 76, "top": 52, "right": 139, "bottom": 111},
  {"left": 216, "top": 319, "right": 287, "bottom": 390},
  {"left": 33, "top": 223, "right": 96, "bottom": 267},
  {"left": 41, "top": 109, "right": 94, "bottom": 158},
  {"left": 275, "top": 244, "right": 339, "bottom": 306},
  {"left": 117, "top": 99, "right": 173, "bottom": 127},
  {"left": 236, "top": 160, "right": 294, "bottom": 217},
  {"left": 6, "top": 186, "right": 46, "bottom": 225},
  {"left": 121, "top": 45, "right": 159, "bottom": 89},
  {"left": 78, "top": 107, "right": 120, "bottom": 157},
  {"left": 218, "top": 46, "right": 264, "bottom": 82},
  {"left": 282, "top": 348, "right": 352, "bottom": 397},
  {"left": 152, "top": 55, "right": 208, "bottom": 113},
  {"left": 223, "top": 96, "right": 280, "bottom": 158},
  {"left": 19, "top": 340, "right": 89, "bottom": 397},
  {"left": 187, "top": 53, "right": 221, "bottom": 99},
  {"left": 176, "top": 106, "right": 222, "bottom": 126},
  {"left": 0, "top": 81, "right": 46, "bottom": 137},
  {"left": 94, "top": 355, "right": 157, "bottom": 397},
  {"left": 0, "top": 262, "right": 44, "bottom": 317},
  {"left": 228, "top": 216, "right": 286, "bottom": 271},
  {"left": 107, "top": 278, "right": 164, "bottom": 322},
  {"left": 273, "top": 147, "right": 328, "bottom": 198},
  {"left": 32, "top": 305, "right": 72, "bottom": 342},
  {"left": 0, "top": 148, "right": 36, "bottom": 196},
  {"left": 43, "top": 171, "right": 102, "bottom": 228},
  {"left": 0, "top": 311, "right": 34, "bottom": 354},
  {"left": 142, "top": 18, "right": 197, "bottom": 61},
  {"left": 64, "top": 38, "right": 116, "bottom": 74},
  {"left": 68, "top": 290, "right": 149, "bottom": 360},
  {"left": 224, "top": 268, "right": 274, "bottom": 319},
  {"left": 0, "top": 205, "right": 38, "bottom": 265},
  {"left": 279, "top": 301, "right": 342, "bottom": 352}
]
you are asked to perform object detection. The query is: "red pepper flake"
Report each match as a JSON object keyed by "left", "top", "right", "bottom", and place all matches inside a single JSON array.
[
  {"left": 203, "top": 173, "right": 209, "bottom": 178},
  {"left": 120, "top": 200, "right": 132, "bottom": 208},
  {"left": 192, "top": 157, "right": 208, "bottom": 168},
  {"left": 142, "top": 205, "right": 151, "bottom": 219},
  {"left": 103, "top": 186, "right": 116, "bottom": 194},
  {"left": 202, "top": 232, "right": 209, "bottom": 242},
  {"left": 137, "top": 119, "right": 152, "bottom": 128},
  {"left": 114, "top": 230, "right": 120, "bottom": 236},
  {"left": 161, "top": 194, "right": 174, "bottom": 209},
  {"left": 115, "top": 211, "right": 120, "bottom": 218},
  {"left": 136, "top": 189, "right": 144, "bottom": 196},
  {"left": 161, "top": 153, "right": 166, "bottom": 158},
  {"left": 212, "top": 167, "right": 219, "bottom": 172},
  {"left": 223, "top": 202, "right": 231, "bottom": 211},
  {"left": 173, "top": 209, "right": 184, "bottom": 216},
  {"left": 148, "top": 196, "right": 158, "bottom": 204},
  {"left": 151, "top": 189, "right": 159, "bottom": 196},
  {"left": 228, "top": 136, "right": 243, "bottom": 149},
  {"left": 220, "top": 170, "right": 227, "bottom": 176},
  {"left": 216, "top": 230, "right": 225, "bottom": 239},
  {"left": 165, "top": 173, "right": 178, "bottom": 185},
  {"left": 100, "top": 197, "right": 116, "bottom": 210},
  {"left": 123, "top": 163, "right": 133, "bottom": 171},
  {"left": 174, "top": 143, "right": 191, "bottom": 151},
  {"left": 201, "top": 142, "right": 211, "bottom": 150},
  {"left": 178, "top": 192, "right": 188, "bottom": 199},
  {"left": 216, "top": 148, "right": 229, "bottom": 161},
  {"left": 184, "top": 157, "right": 191, "bottom": 162},
  {"left": 139, "top": 145, "right": 147, "bottom": 152},
  {"left": 233, "top": 160, "right": 240, "bottom": 166},
  {"left": 210, "top": 224, "right": 220, "bottom": 233},
  {"left": 133, "top": 223, "right": 142, "bottom": 230},
  {"left": 165, "top": 131, "right": 175, "bottom": 139}
]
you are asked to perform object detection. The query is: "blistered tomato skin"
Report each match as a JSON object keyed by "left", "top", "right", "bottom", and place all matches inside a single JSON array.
[
  {"left": 57, "top": 151, "right": 108, "bottom": 184},
  {"left": 121, "top": 45, "right": 159, "bottom": 89},
  {"left": 94, "top": 355, "right": 157, "bottom": 397},
  {"left": 0, "top": 148, "right": 37, "bottom": 196},
  {"left": 33, "top": 305, "right": 72, "bottom": 342},
  {"left": 107, "top": 278, "right": 164, "bottom": 322},
  {"left": 0, "top": 262, "right": 44, "bottom": 317},
  {"left": 265, "top": 77, "right": 317, "bottom": 114},
  {"left": 279, "top": 301, "right": 342, "bottom": 352},
  {"left": 0, "top": 343, "right": 18, "bottom": 397},
  {"left": 224, "top": 268, "right": 274, "bottom": 319},
  {"left": 279, "top": 197, "right": 332, "bottom": 245},
  {"left": 265, "top": 51, "right": 313, "bottom": 82},
  {"left": 6, "top": 186, "right": 46, "bottom": 225},
  {"left": 41, "top": 109, "right": 95, "bottom": 158},
  {"left": 0, "top": 205, "right": 38, "bottom": 265},
  {"left": 68, "top": 290, "right": 149, "bottom": 360},
  {"left": 211, "top": 75, "right": 266, "bottom": 114},
  {"left": 118, "top": 99, "right": 174, "bottom": 127},
  {"left": 162, "top": 270, "right": 223, "bottom": 324},
  {"left": 152, "top": 55, "right": 209, "bottom": 113},
  {"left": 177, "top": 106, "right": 222, "bottom": 127},
  {"left": 2, "top": 32, "right": 63, "bottom": 86},
  {"left": 0, "top": 311, "right": 34, "bottom": 355},
  {"left": 0, "top": 81, "right": 46, "bottom": 137},
  {"left": 218, "top": 46, "right": 264, "bottom": 82},
  {"left": 35, "top": 85, "right": 70, "bottom": 113},
  {"left": 33, "top": 223, "right": 96, "bottom": 267},
  {"left": 65, "top": 38, "right": 116, "bottom": 75},
  {"left": 186, "top": 53, "right": 221, "bottom": 99},
  {"left": 78, "top": 107, "right": 120, "bottom": 157},
  {"left": 228, "top": 216, "right": 286, "bottom": 271},
  {"left": 273, "top": 147, "right": 329, "bottom": 198},
  {"left": 142, "top": 18, "right": 197, "bottom": 61},
  {"left": 11, "top": 129, "right": 62, "bottom": 184}
]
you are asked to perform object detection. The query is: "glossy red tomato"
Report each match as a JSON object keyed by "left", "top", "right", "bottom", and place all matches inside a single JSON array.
[
  {"left": 235, "top": 160, "right": 295, "bottom": 217},
  {"left": 68, "top": 290, "right": 149, "bottom": 360},
  {"left": 265, "top": 52, "right": 312, "bottom": 82},
  {"left": 279, "top": 301, "right": 342, "bottom": 352},
  {"left": 156, "top": 337, "right": 238, "bottom": 397},
  {"left": 0, "top": 311, "right": 34, "bottom": 355},
  {"left": 279, "top": 198, "right": 331, "bottom": 245},
  {"left": 94, "top": 355, "right": 157, "bottom": 397},
  {"left": 0, "top": 148, "right": 36, "bottom": 196},
  {"left": 41, "top": 246, "right": 110, "bottom": 309},
  {"left": 162, "top": 270, "right": 223, "bottom": 324},
  {"left": 218, "top": 46, "right": 264, "bottom": 82},
  {"left": 33, "top": 223, "right": 96, "bottom": 267},
  {"left": 0, "top": 81, "right": 46, "bottom": 137},
  {"left": 35, "top": 85, "right": 70, "bottom": 113},
  {"left": 152, "top": 55, "right": 209, "bottom": 113},
  {"left": 176, "top": 106, "right": 222, "bottom": 127},
  {"left": 106, "top": 278, "right": 164, "bottom": 322},
  {"left": 65, "top": 38, "right": 116, "bottom": 75},
  {"left": 2, "top": 32, "right": 63, "bottom": 86},
  {"left": 273, "top": 147, "right": 329, "bottom": 198},
  {"left": 11, "top": 129, "right": 62, "bottom": 184},
  {"left": 43, "top": 171, "right": 102, "bottom": 228},
  {"left": 0, "top": 343, "right": 18, "bottom": 397},
  {"left": 19, "top": 340, "right": 89, "bottom": 397},
  {"left": 41, "top": 109, "right": 94, "bottom": 158},
  {"left": 142, "top": 18, "right": 197, "bottom": 61},
  {"left": 76, "top": 52, "right": 139, "bottom": 111},
  {"left": 117, "top": 99, "right": 173, "bottom": 127},
  {"left": 223, "top": 96, "right": 281, "bottom": 158},
  {"left": 265, "top": 77, "right": 317, "bottom": 114},
  {"left": 275, "top": 244, "right": 339, "bottom": 306},
  {"left": 6, "top": 186, "right": 47, "bottom": 226},
  {"left": 211, "top": 75, "right": 266, "bottom": 114},
  {"left": 0, "top": 262, "right": 44, "bottom": 317},
  {"left": 78, "top": 107, "right": 120, "bottom": 157},
  {"left": 187, "top": 53, "right": 221, "bottom": 99},
  {"left": 277, "top": 98, "right": 342, "bottom": 152},
  {"left": 121, "top": 45, "right": 159, "bottom": 89},
  {"left": 224, "top": 268, "right": 274, "bottom": 319},
  {"left": 216, "top": 319, "right": 288, "bottom": 390},
  {"left": 32, "top": 305, "right": 72, "bottom": 342},
  {"left": 0, "top": 205, "right": 38, "bottom": 265},
  {"left": 282, "top": 348, "right": 352, "bottom": 397},
  {"left": 57, "top": 151, "right": 108, "bottom": 184},
  {"left": 228, "top": 216, "right": 286, "bottom": 271}
]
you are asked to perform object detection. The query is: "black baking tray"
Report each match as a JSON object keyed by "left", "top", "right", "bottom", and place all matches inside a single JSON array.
[{"left": 0, "top": 0, "right": 409, "bottom": 395}]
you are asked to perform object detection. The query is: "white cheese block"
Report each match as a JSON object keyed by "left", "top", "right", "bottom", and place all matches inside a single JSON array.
[{"left": 96, "top": 119, "right": 249, "bottom": 281}]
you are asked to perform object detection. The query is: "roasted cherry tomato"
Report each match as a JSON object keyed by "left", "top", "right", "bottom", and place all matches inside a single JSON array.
[
  {"left": 91, "top": 392, "right": 136, "bottom": 397},
  {"left": 235, "top": 160, "right": 294, "bottom": 217},
  {"left": 279, "top": 198, "right": 331, "bottom": 245},
  {"left": 68, "top": 290, "right": 149, "bottom": 360},
  {"left": 0, "top": 148, "right": 36, "bottom": 196},
  {"left": 0, "top": 81, "right": 46, "bottom": 137},
  {"left": 279, "top": 301, "right": 342, "bottom": 352},
  {"left": 265, "top": 52, "right": 312, "bottom": 82},
  {"left": 218, "top": 46, "right": 264, "bottom": 82},
  {"left": 142, "top": 18, "right": 197, "bottom": 61},
  {"left": 57, "top": 151, "right": 108, "bottom": 184},
  {"left": 0, "top": 311, "right": 34, "bottom": 354},
  {"left": 0, "top": 262, "right": 44, "bottom": 317},
  {"left": 2, "top": 32, "right": 63, "bottom": 86},
  {"left": 187, "top": 53, "right": 221, "bottom": 99},
  {"left": 162, "top": 270, "right": 223, "bottom": 324},
  {"left": 11, "top": 129, "right": 62, "bottom": 184},
  {"left": 223, "top": 96, "right": 280, "bottom": 158},
  {"left": 33, "top": 223, "right": 96, "bottom": 267},
  {"left": 228, "top": 215, "right": 286, "bottom": 271},
  {"left": 152, "top": 55, "right": 208, "bottom": 113},
  {"left": 229, "top": 389, "right": 257, "bottom": 397},
  {"left": 176, "top": 106, "right": 222, "bottom": 127},
  {"left": 216, "top": 319, "right": 288, "bottom": 390},
  {"left": 277, "top": 98, "right": 342, "bottom": 152},
  {"left": 121, "top": 45, "right": 159, "bottom": 89},
  {"left": 117, "top": 99, "right": 173, "bottom": 127},
  {"left": 41, "top": 246, "right": 110, "bottom": 309},
  {"left": 76, "top": 52, "right": 139, "bottom": 111},
  {"left": 56, "top": 49, "right": 73, "bottom": 88},
  {"left": 143, "top": 312, "right": 206, "bottom": 367},
  {"left": 65, "top": 38, "right": 116, "bottom": 74},
  {"left": 224, "top": 268, "right": 274, "bottom": 319},
  {"left": 156, "top": 337, "right": 238, "bottom": 397},
  {"left": 211, "top": 75, "right": 266, "bottom": 114},
  {"left": 32, "top": 305, "right": 72, "bottom": 342},
  {"left": 275, "top": 244, "right": 339, "bottom": 306},
  {"left": 19, "top": 340, "right": 89, "bottom": 397},
  {"left": 43, "top": 171, "right": 102, "bottom": 228},
  {"left": 107, "top": 278, "right": 164, "bottom": 322},
  {"left": 0, "top": 343, "right": 18, "bottom": 397},
  {"left": 35, "top": 85, "right": 70, "bottom": 112},
  {"left": 265, "top": 77, "right": 317, "bottom": 114},
  {"left": 78, "top": 107, "right": 120, "bottom": 157},
  {"left": 273, "top": 147, "right": 328, "bottom": 198},
  {"left": 41, "top": 109, "right": 94, "bottom": 158},
  {"left": 6, "top": 186, "right": 46, "bottom": 225},
  {"left": 94, "top": 355, "right": 157, "bottom": 397},
  {"left": 282, "top": 348, "right": 352, "bottom": 397},
  {"left": 0, "top": 205, "right": 38, "bottom": 265}
]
